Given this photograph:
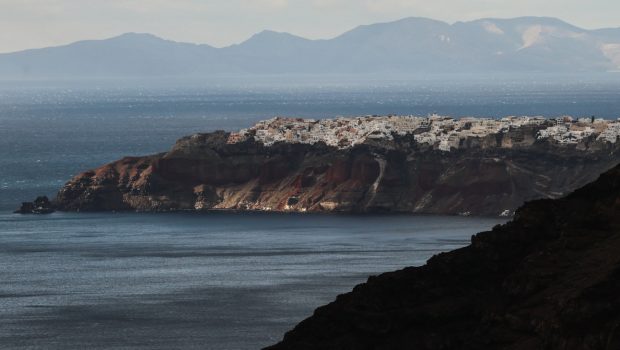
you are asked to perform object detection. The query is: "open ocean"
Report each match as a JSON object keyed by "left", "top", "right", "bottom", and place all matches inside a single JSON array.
[{"left": 0, "top": 77, "right": 619, "bottom": 349}]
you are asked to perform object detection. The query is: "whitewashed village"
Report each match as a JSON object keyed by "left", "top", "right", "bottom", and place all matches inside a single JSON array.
[{"left": 226, "top": 114, "right": 620, "bottom": 151}]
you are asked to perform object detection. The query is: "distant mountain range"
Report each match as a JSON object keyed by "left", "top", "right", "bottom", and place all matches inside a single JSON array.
[{"left": 1, "top": 17, "right": 620, "bottom": 79}]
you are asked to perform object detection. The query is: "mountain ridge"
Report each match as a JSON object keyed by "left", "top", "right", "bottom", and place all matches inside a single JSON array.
[{"left": 2, "top": 16, "right": 620, "bottom": 78}]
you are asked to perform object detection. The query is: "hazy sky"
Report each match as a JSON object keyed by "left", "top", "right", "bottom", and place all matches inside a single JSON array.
[{"left": 0, "top": 0, "right": 619, "bottom": 53}]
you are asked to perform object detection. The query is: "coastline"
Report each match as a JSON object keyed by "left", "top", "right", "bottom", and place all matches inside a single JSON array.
[{"left": 19, "top": 114, "right": 620, "bottom": 217}]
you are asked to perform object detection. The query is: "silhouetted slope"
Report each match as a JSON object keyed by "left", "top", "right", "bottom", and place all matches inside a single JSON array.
[{"left": 266, "top": 164, "right": 620, "bottom": 350}]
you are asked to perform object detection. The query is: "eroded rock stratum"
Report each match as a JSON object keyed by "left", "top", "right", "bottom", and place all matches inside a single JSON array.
[{"left": 53, "top": 115, "right": 620, "bottom": 216}]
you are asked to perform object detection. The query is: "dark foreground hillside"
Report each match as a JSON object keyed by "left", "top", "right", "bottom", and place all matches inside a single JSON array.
[{"left": 266, "top": 164, "right": 620, "bottom": 350}]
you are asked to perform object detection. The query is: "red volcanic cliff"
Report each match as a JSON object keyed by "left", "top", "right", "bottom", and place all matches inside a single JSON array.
[{"left": 52, "top": 123, "right": 620, "bottom": 216}]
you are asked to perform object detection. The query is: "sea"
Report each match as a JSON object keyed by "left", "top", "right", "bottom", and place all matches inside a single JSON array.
[{"left": 1, "top": 76, "right": 619, "bottom": 349}]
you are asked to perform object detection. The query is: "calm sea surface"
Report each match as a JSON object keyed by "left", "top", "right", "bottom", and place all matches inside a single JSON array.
[
  {"left": 0, "top": 212, "right": 503, "bottom": 349},
  {"left": 0, "top": 78, "right": 618, "bottom": 349}
]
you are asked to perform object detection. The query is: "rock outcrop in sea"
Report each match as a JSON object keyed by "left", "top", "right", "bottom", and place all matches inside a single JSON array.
[
  {"left": 14, "top": 196, "right": 55, "bottom": 214},
  {"left": 34, "top": 115, "right": 620, "bottom": 216},
  {"left": 265, "top": 162, "right": 620, "bottom": 350}
]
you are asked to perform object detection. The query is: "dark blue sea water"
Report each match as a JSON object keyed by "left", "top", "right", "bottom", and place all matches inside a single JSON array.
[
  {"left": 0, "top": 78, "right": 619, "bottom": 349},
  {"left": 0, "top": 212, "right": 503, "bottom": 349}
]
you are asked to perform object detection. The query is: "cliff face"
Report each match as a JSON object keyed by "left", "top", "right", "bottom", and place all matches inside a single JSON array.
[
  {"left": 265, "top": 164, "right": 620, "bottom": 350},
  {"left": 55, "top": 126, "right": 620, "bottom": 216}
]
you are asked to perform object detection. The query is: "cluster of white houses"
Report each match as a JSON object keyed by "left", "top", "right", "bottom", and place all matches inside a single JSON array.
[{"left": 226, "top": 115, "right": 620, "bottom": 151}]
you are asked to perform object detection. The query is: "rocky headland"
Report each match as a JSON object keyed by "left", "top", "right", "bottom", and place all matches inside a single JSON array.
[
  {"left": 265, "top": 162, "right": 620, "bottom": 350},
  {"left": 33, "top": 115, "right": 620, "bottom": 216}
]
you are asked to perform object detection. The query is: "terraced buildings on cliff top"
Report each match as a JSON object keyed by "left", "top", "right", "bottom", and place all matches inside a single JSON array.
[{"left": 227, "top": 115, "right": 620, "bottom": 151}]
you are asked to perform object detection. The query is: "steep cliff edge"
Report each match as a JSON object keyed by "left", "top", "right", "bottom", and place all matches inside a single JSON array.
[
  {"left": 52, "top": 116, "right": 620, "bottom": 216},
  {"left": 265, "top": 164, "right": 620, "bottom": 350}
]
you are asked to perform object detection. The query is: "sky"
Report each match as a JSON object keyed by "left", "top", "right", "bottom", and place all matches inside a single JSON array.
[{"left": 0, "top": 0, "right": 619, "bottom": 53}]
